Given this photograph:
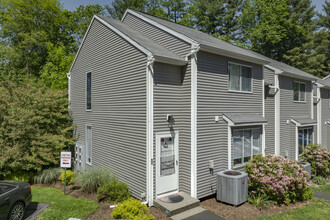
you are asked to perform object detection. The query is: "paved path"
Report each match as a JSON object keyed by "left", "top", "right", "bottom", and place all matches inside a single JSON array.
[
  {"left": 24, "top": 202, "right": 50, "bottom": 220},
  {"left": 184, "top": 210, "right": 226, "bottom": 220},
  {"left": 313, "top": 190, "right": 330, "bottom": 201}
]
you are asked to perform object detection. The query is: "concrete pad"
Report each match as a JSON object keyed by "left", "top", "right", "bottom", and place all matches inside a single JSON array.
[
  {"left": 313, "top": 191, "right": 330, "bottom": 201},
  {"left": 154, "top": 192, "right": 200, "bottom": 216}
]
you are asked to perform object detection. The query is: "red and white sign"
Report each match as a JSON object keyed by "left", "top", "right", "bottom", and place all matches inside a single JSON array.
[{"left": 60, "top": 151, "right": 71, "bottom": 168}]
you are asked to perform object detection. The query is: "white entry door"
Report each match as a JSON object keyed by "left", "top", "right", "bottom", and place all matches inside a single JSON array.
[{"left": 156, "top": 131, "right": 179, "bottom": 196}]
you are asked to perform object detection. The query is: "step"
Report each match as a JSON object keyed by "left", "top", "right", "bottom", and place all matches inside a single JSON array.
[
  {"left": 153, "top": 192, "right": 200, "bottom": 217},
  {"left": 171, "top": 206, "right": 205, "bottom": 220}
]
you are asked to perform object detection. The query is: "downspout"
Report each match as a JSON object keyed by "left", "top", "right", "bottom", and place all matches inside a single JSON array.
[
  {"left": 262, "top": 66, "right": 266, "bottom": 156},
  {"left": 146, "top": 55, "right": 155, "bottom": 206},
  {"left": 274, "top": 74, "right": 280, "bottom": 156},
  {"left": 187, "top": 43, "right": 200, "bottom": 199}
]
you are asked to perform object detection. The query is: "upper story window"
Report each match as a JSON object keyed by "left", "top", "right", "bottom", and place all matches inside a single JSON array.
[
  {"left": 293, "top": 81, "right": 305, "bottom": 102},
  {"left": 228, "top": 63, "right": 252, "bottom": 92},
  {"left": 86, "top": 72, "right": 91, "bottom": 110}
]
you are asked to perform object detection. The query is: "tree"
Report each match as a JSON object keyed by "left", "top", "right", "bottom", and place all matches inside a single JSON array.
[
  {"left": 239, "top": 0, "right": 316, "bottom": 61},
  {"left": 284, "top": 1, "right": 330, "bottom": 77},
  {"left": 106, "top": 0, "right": 147, "bottom": 19},
  {"left": 0, "top": 0, "right": 72, "bottom": 77},
  {"left": 0, "top": 80, "right": 75, "bottom": 176},
  {"left": 189, "top": 0, "right": 242, "bottom": 42},
  {"left": 161, "top": 0, "right": 189, "bottom": 23}
]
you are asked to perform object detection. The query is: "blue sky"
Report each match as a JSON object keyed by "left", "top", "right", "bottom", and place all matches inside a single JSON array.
[{"left": 61, "top": 0, "right": 326, "bottom": 14}]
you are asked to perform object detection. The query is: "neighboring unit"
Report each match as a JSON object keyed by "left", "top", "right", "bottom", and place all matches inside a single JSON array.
[{"left": 264, "top": 59, "right": 318, "bottom": 160}]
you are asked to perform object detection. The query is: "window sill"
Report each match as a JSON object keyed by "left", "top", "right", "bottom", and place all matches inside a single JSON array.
[
  {"left": 86, "top": 161, "right": 92, "bottom": 166},
  {"left": 232, "top": 164, "right": 245, "bottom": 169},
  {"left": 86, "top": 109, "right": 92, "bottom": 112},
  {"left": 228, "top": 90, "right": 253, "bottom": 94},
  {"left": 293, "top": 101, "right": 306, "bottom": 103}
]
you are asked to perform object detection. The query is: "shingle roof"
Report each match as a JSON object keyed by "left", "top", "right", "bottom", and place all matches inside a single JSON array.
[
  {"left": 223, "top": 113, "right": 267, "bottom": 126},
  {"left": 128, "top": 10, "right": 269, "bottom": 64},
  {"left": 127, "top": 10, "right": 317, "bottom": 81},
  {"left": 317, "top": 79, "right": 330, "bottom": 89},
  {"left": 97, "top": 15, "right": 186, "bottom": 65}
]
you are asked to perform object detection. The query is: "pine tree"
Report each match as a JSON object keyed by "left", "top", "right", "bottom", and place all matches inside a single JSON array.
[{"left": 105, "top": 0, "right": 147, "bottom": 19}]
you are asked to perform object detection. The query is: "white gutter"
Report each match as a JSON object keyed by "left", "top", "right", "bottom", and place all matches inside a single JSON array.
[{"left": 317, "top": 86, "right": 322, "bottom": 144}]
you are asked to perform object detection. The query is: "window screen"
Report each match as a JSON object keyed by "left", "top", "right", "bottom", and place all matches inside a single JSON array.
[
  {"left": 86, "top": 72, "right": 91, "bottom": 110},
  {"left": 229, "top": 63, "right": 252, "bottom": 92}
]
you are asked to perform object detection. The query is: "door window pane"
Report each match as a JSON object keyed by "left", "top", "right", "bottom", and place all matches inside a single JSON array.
[
  {"left": 242, "top": 66, "right": 252, "bottom": 92},
  {"left": 160, "top": 137, "right": 175, "bottom": 176},
  {"left": 243, "top": 130, "right": 251, "bottom": 163},
  {"left": 229, "top": 63, "right": 240, "bottom": 91}
]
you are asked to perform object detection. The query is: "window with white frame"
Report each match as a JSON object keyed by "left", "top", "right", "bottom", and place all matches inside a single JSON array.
[
  {"left": 86, "top": 125, "right": 92, "bottom": 164},
  {"left": 229, "top": 63, "right": 252, "bottom": 92},
  {"left": 233, "top": 128, "right": 260, "bottom": 167},
  {"left": 86, "top": 72, "right": 92, "bottom": 110},
  {"left": 298, "top": 127, "right": 313, "bottom": 156},
  {"left": 328, "top": 91, "right": 330, "bottom": 108},
  {"left": 293, "top": 81, "right": 306, "bottom": 102}
]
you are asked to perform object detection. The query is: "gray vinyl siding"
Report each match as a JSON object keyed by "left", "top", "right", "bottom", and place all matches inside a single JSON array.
[
  {"left": 264, "top": 67, "right": 275, "bottom": 155},
  {"left": 278, "top": 75, "right": 312, "bottom": 160},
  {"left": 196, "top": 51, "right": 263, "bottom": 198},
  {"left": 153, "top": 62, "right": 191, "bottom": 196},
  {"left": 122, "top": 13, "right": 191, "bottom": 58},
  {"left": 70, "top": 19, "right": 147, "bottom": 199},
  {"left": 321, "top": 88, "right": 330, "bottom": 148}
]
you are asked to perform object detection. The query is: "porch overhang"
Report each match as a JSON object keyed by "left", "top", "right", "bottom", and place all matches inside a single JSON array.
[
  {"left": 223, "top": 113, "right": 267, "bottom": 127},
  {"left": 290, "top": 116, "right": 317, "bottom": 127}
]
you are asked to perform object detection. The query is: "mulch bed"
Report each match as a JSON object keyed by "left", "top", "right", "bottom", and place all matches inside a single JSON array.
[
  {"left": 34, "top": 182, "right": 170, "bottom": 220},
  {"left": 200, "top": 197, "right": 310, "bottom": 220}
]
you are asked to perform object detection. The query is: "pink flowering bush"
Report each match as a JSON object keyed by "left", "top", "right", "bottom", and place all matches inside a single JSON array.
[
  {"left": 244, "top": 154, "right": 312, "bottom": 205},
  {"left": 301, "top": 144, "right": 330, "bottom": 178}
]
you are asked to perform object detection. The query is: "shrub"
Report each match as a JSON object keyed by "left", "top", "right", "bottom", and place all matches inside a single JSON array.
[
  {"left": 248, "top": 192, "right": 272, "bottom": 208},
  {"left": 244, "top": 154, "right": 311, "bottom": 205},
  {"left": 111, "top": 198, "right": 154, "bottom": 220},
  {"left": 97, "top": 179, "right": 130, "bottom": 202},
  {"left": 4, "top": 171, "right": 34, "bottom": 182},
  {"left": 301, "top": 144, "right": 330, "bottom": 178},
  {"left": 61, "top": 170, "right": 76, "bottom": 185},
  {"left": 313, "top": 176, "right": 328, "bottom": 185},
  {"left": 75, "top": 168, "right": 113, "bottom": 193},
  {"left": 34, "top": 168, "right": 63, "bottom": 184}
]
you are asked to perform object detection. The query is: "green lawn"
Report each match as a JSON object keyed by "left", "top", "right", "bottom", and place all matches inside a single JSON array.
[
  {"left": 32, "top": 186, "right": 99, "bottom": 220},
  {"left": 255, "top": 198, "right": 330, "bottom": 220},
  {"left": 311, "top": 184, "right": 330, "bottom": 194}
]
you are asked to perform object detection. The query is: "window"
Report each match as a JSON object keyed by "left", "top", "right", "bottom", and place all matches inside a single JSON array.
[
  {"left": 86, "top": 72, "right": 91, "bottom": 110},
  {"left": 328, "top": 91, "right": 330, "bottom": 108},
  {"left": 229, "top": 63, "right": 252, "bottom": 92},
  {"left": 86, "top": 125, "right": 92, "bottom": 164},
  {"left": 298, "top": 127, "right": 313, "bottom": 156},
  {"left": 233, "top": 128, "right": 261, "bottom": 167},
  {"left": 293, "top": 81, "right": 306, "bottom": 102}
]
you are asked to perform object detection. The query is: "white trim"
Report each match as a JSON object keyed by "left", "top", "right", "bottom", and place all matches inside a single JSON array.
[
  {"left": 85, "top": 124, "right": 92, "bottom": 165},
  {"left": 146, "top": 56, "right": 154, "bottom": 206},
  {"left": 190, "top": 51, "right": 197, "bottom": 198},
  {"left": 67, "top": 72, "right": 71, "bottom": 106},
  {"left": 262, "top": 124, "right": 266, "bottom": 156},
  {"left": 311, "top": 84, "right": 314, "bottom": 119},
  {"left": 227, "top": 125, "right": 231, "bottom": 170},
  {"left": 122, "top": 9, "right": 199, "bottom": 47},
  {"left": 70, "top": 15, "right": 153, "bottom": 73},
  {"left": 228, "top": 62, "right": 253, "bottom": 93},
  {"left": 323, "top": 75, "right": 330, "bottom": 80},
  {"left": 295, "top": 126, "right": 298, "bottom": 161},
  {"left": 262, "top": 66, "right": 265, "bottom": 156},
  {"left": 317, "top": 87, "right": 322, "bottom": 144},
  {"left": 274, "top": 74, "right": 280, "bottom": 155}
]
